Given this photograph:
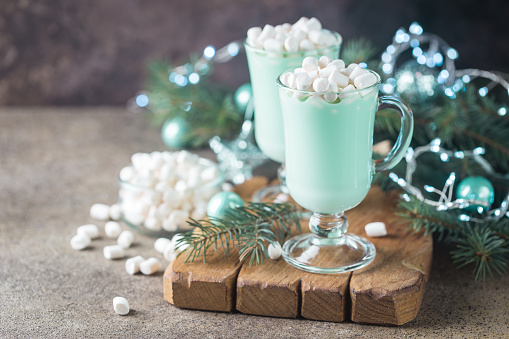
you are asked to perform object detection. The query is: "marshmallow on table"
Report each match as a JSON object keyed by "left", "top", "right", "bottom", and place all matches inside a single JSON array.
[
  {"left": 77, "top": 224, "right": 99, "bottom": 239},
  {"left": 154, "top": 238, "right": 171, "bottom": 254},
  {"left": 105, "top": 221, "right": 122, "bottom": 239},
  {"left": 113, "top": 297, "right": 129, "bottom": 315},
  {"left": 140, "top": 257, "right": 161, "bottom": 275},
  {"left": 117, "top": 230, "right": 134, "bottom": 249},
  {"left": 125, "top": 256, "right": 145, "bottom": 275},
  {"left": 171, "top": 233, "right": 189, "bottom": 252},
  {"left": 90, "top": 203, "right": 110, "bottom": 221},
  {"left": 268, "top": 242, "right": 282, "bottom": 260},
  {"left": 164, "top": 243, "right": 177, "bottom": 263},
  {"left": 365, "top": 222, "right": 387, "bottom": 237},
  {"left": 109, "top": 204, "right": 121, "bottom": 221},
  {"left": 104, "top": 245, "right": 125, "bottom": 260},
  {"left": 70, "top": 233, "right": 91, "bottom": 251}
]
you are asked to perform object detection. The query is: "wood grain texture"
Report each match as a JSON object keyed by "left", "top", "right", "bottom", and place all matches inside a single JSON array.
[{"left": 164, "top": 177, "right": 432, "bottom": 325}]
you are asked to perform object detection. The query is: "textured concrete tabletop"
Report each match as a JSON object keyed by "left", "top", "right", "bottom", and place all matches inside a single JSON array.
[{"left": 1, "top": 107, "right": 508, "bottom": 338}]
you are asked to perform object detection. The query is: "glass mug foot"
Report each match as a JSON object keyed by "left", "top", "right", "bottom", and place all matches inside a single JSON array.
[{"left": 282, "top": 213, "right": 376, "bottom": 274}]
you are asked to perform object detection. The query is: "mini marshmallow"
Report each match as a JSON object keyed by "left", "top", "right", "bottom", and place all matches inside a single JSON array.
[
  {"left": 284, "top": 36, "right": 299, "bottom": 52},
  {"left": 339, "top": 84, "right": 357, "bottom": 99},
  {"left": 247, "top": 26, "right": 262, "bottom": 45},
  {"left": 154, "top": 238, "right": 172, "bottom": 254},
  {"left": 302, "top": 57, "right": 319, "bottom": 72},
  {"left": 263, "top": 38, "right": 283, "bottom": 52},
  {"left": 144, "top": 217, "right": 162, "bottom": 231},
  {"left": 274, "top": 33, "right": 287, "bottom": 43},
  {"left": 281, "top": 23, "right": 292, "bottom": 32},
  {"left": 291, "top": 30, "right": 307, "bottom": 42},
  {"left": 140, "top": 257, "right": 161, "bottom": 275},
  {"left": 292, "top": 17, "right": 309, "bottom": 30},
  {"left": 109, "top": 204, "right": 121, "bottom": 221},
  {"left": 349, "top": 66, "right": 367, "bottom": 81},
  {"left": 312, "top": 78, "right": 329, "bottom": 92},
  {"left": 119, "top": 166, "right": 135, "bottom": 182},
  {"left": 319, "top": 56, "right": 332, "bottom": 68},
  {"left": 308, "top": 30, "right": 328, "bottom": 45},
  {"left": 308, "top": 70, "right": 319, "bottom": 82},
  {"left": 90, "top": 203, "right": 110, "bottom": 221},
  {"left": 171, "top": 233, "right": 189, "bottom": 252},
  {"left": 365, "top": 222, "right": 387, "bottom": 237},
  {"left": 113, "top": 297, "right": 130, "bottom": 315},
  {"left": 70, "top": 233, "right": 91, "bottom": 250},
  {"left": 303, "top": 17, "right": 322, "bottom": 32},
  {"left": 149, "top": 152, "right": 164, "bottom": 170},
  {"left": 154, "top": 181, "right": 171, "bottom": 192},
  {"left": 201, "top": 166, "right": 220, "bottom": 182},
  {"left": 117, "top": 230, "right": 134, "bottom": 249},
  {"left": 281, "top": 72, "right": 292, "bottom": 87},
  {"left": 77, "top": 224, "right": 99, "bottom": 239},
  {"left": 328, "top": 59, "right": 345, "bottom": 69},
  {"left": 131, "top": 152, "right": 151, "bottom": 172},
  {"left": 125, "top": 256, "right": 145, "bottom": 275},
  {"left": 105, "top": 221, "right": 122, "bottom": 239},
  {"left": 256, "top": 24, "right": 276, "bottom": 44},
  {"left": 268, "top": 242, "right": 282, "bottom": 260},
  {"left": 324, "top": 80, "right": 338, "bottom": 102},
  {"left": 162, "top": 217, "right": 178, "bottom": 232},
  {"left": 167, "top": 209, "right": 189, "bottom": 228},
  {"left": 353, "top": 72, "right": 378, "bottom": 89},
  {"left": 299, "top": 39, "right": 314, "bottom": 51},
  {"left": 296, "top": 73, "right": 312, "bottom": 90},
  {"left": 104, "top": 245, "right": 125, "bottom": 260},
  {"left": 164, "top": 243, "right": 177, "bottom": 262},
  {"left": 328, "top": 70, "right": 349, "bottom": 88}
]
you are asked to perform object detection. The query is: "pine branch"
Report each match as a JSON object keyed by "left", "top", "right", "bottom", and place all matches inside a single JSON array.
[{"left": 175, "top": 202, "right": 301, "bottom": 265}]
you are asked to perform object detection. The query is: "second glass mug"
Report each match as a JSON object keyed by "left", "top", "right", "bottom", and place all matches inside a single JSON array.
[
  {"left": 244, "top": 31, "right": 342, "bottom": 202},
  {"left": 277, "top": 68, "right": 413, "bottom": 273}
]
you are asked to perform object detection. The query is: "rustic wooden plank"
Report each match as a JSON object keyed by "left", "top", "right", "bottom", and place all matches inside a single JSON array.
[
  {"left": 165, "top": 179, "right": 432, "bottom": 325},
  {"left": 163, "top": 176, "right": 268, "bottom": 312},
  {"left": 348, "top": 188, "right": 433, "bottom": 325}
]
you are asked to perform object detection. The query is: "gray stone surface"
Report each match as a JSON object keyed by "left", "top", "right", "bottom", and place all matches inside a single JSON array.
[{"left": 0, "top": 107, "right": 508, "bottom": 338}]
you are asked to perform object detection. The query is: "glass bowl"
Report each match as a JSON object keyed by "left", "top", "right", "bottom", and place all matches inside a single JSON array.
[{"left": 118, "top": 157, "right": 224, "bottom": 238}]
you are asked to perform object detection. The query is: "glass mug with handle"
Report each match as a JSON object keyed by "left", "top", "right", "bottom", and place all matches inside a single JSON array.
[
  {"left": 277, "top": 67, "right": 413, "bottom": 273},
  {"left": 244, "top": 31, "right": 342, "bottom": 202}
]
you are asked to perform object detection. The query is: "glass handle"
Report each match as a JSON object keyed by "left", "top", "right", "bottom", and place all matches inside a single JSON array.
[{"left": 374, "top": 96, "right": 414, "bottom": 173}]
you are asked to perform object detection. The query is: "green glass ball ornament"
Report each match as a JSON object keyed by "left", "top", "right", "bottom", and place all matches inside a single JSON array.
[
  {"left": 161, "top": 116, "right": 190, "bottom": 149},
  {"left": 234, "top": 83, "right": 252, "bottom": 113},
  {"left": 456, "top": 176, "right": 495, "bottom": 212},
  {"left": 393, "top": 59, "right": 440, "bottom": 105},
  {"left": 207, "top": 191, "right": 245, "bottom": 219}
]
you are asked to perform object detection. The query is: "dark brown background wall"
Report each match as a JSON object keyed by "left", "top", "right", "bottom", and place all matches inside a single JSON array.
[{"left": 0, "top": 0, "right": 507, "bottom": 106}]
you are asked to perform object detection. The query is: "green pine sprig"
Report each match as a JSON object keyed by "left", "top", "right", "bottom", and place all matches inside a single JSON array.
[{"left": 175, "top": 202, "right": 301, "bottom": 265}]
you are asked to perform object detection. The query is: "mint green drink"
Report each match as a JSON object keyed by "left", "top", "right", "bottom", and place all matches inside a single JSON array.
[
  {"left": 244, "top": 33, "right": 341, "bottom": 163},
  {"left": 278, "top": 67, "right": 413, "bottom": 274},
  {"left": 280, "top": 88, "right": 378, "bottom": 213}
]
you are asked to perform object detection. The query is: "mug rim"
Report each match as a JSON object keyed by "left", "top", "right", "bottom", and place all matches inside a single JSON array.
[
  {"left": 276, "top": 68, "right": 381, "bottom": 95},
  {"left": 244, "top": 30, "right": 343, "bottom": 57}
]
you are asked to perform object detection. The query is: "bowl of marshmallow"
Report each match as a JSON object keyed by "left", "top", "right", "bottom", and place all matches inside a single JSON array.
[{"left": 118, "top": 150, "right": 224, "bottom": 237}]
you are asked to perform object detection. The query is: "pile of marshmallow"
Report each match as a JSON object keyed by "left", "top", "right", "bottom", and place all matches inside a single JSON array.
[
  {"left": 280, "top": 57, "right": 378, "bottom": 102},
  {"left": 247, "top": 17, "right": 337, "bottom": 52},
  {"left": 119, "top": 151, "right": 223, "bottom": 232}
]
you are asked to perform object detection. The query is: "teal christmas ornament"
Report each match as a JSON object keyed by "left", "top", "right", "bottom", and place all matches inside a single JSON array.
[
  {"left": 234, "top": 83, "right": 252, "bottom": 113},
  {"left": 161, "top": 116, "right": 190, "bottom": 149},
  {"left": 456, "top": 176, "right": 495, "bottom": 212},
  {"left": 207, "top": 191, "right": 245, "bottom": 219}
]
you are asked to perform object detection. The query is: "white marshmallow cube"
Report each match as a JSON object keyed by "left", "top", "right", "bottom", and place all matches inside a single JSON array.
[
  {"left": 90, "top": 203, "right": 110, "bottom": 221},
  {"left": 284, "top": 36, "right": 299, "bottom": 52},
  {"left": 353, "top": 73, "right": 378, "bottom": 89},
  {"left": 164, "top": 243, "right": 177, "bottom": 263},
  {"left": 349, "top": 66, "right": 367, "bottom": 81},
  {"left": 268, "top": 242, "right": 282, "bottom": 260},
  {"left": 296, "top": 73, "right": 312, "bottom": 90},
  {"left": 171, "top": 233, "right": 189, "bottom": 252},
  {"left": 299, "top": 39, "right": 314, "bottom": 51},
  {"left": 365, "top": 222, "right": 387, "bottom": 237},
  {"left": 256, "top": 24, "right": 276, "bottom": 45},
  {"left": 154, "top": 238, "right": 172, "bottom": 254},
  {"left": 70, "top": 233, "right": 91, "bottom": 251},
  {"left": 131, "top": 152, "right": 151, "bottom": 172},
  {"left": 104, "top": 245, "right": 125, "bottom": 260},
  {"left": 328, "top": 70, "right": 349, "bottom": 88},
  {"left": 109, "top": 204, "right": 121, "bottom": 221},
  {"left": 263, "top": 39, "right": 283, "bottom": 52},
  {"left": 304, "top": 17, "right": 322, "bottom": 32},
  {"left": 140, "top": 257, "right": 161, "bottom": 275},
  {"left": 247, "top": 26, "right": 262, "bottom": 45},
  {"left": 144, "top": 217, "right": 162, "bottom": 231},
  {"left": 339, "top": 84, "right": 357, "bottom": 99},
  {"left": 312, "top": 78, "right": 329, "bottom": 92},
  {"left": 201, "top": 166, "right": 220, "bottom": 183},
  {"left": 77, "top": 224, "right": 99, "bottom": 239},
  {"left": 329, "top": 59, "right": 345, "bottom": 69},
  {"left": 105, "top": 221, "right": 122, "bottom": 239},
  {"left": 113, "top": 297, "right": 129, "bottom": 315},
  {"left": 125, "top": 255, "right": 145, "bottom": 275},
  {"left": 302, "top": 57, "right": 319, "bottom": 72},
  {"left": 292, "top": 30, "right": 307, "bottom": 42},
  {"left": 319, "top": 56, "right": 332, "bottom": 68},
  {"left": 119, "top": 166, "right": 135, "bottom": 182},
  {"left": 117, "top": 230, "right": 134, "bottom": 249}
]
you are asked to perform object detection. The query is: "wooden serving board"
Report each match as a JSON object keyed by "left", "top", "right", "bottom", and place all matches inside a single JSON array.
[{"left": 164, "top": 177, "right": 432, "bottom": 325}]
